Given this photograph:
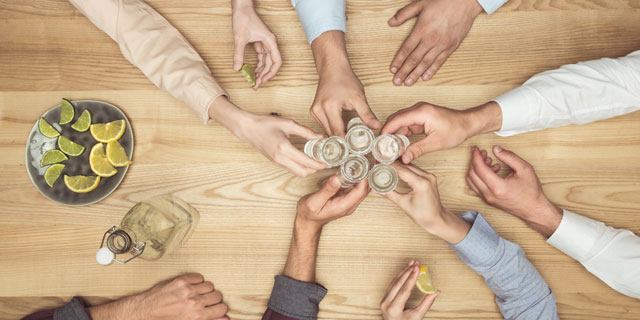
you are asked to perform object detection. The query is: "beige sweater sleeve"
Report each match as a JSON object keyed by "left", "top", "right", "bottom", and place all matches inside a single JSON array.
[{"left": 69, "top": 0, "right": 228, "bottom": 123}]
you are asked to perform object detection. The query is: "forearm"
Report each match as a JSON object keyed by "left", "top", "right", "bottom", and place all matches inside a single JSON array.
[
  {"left": 461, "top": 101, "right": 503, "bottom": 139},
  {"left": 311, "top": 30, "right": 352, "bottom": 77},
  {"left": 283, "top": 219, "right": 321, "bottom": 283},
  {"left": 207, "top": 96, "right": 256, "bottom": 139},
  {"left": 88, "top": 297, "right": 136, "bottom": 320},
  {"left": 422, "top": 208, "right": 472, "bottom": 245},
  {"left": 231, "top": 0, "right": 253, "bottom": 11}
]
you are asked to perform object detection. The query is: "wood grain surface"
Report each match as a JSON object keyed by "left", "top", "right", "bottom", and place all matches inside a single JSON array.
[{"left": 1, "top": 0, "right": 639, "bottom": 319}]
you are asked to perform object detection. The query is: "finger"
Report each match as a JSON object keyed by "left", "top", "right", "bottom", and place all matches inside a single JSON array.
[
  {"left": 404, "top": 54, "right": 433, "bottom": 87},
  {"left": 332, "top": 179, "right": 369, "bottom": 213},
  {"left": 256, "top": 52, "right": 273, "bottom": 90},
  {"left": 394, "top": 126, "right": 410, "bottom": 136},
  {"left": 466, "top": 176, "right": 481, "bottom": 195},
  {"left": 402, "top": 137, "right": 442, "bottom": 164},
  {"left": 306, "top": 176, "right": 342, "bottom": 210},
  {"left": 467, "top": 164, "right": 491, "bottom": 197},
  {"left": 204, "top": 302, "right": 229, "bottom": 319},
  {"left": 423, "top": 50, "right": 451, "bottom": 81},
  {"left": 285, "top": 120, "right": 323, "bottom": 140},
  {"left": 388, "top": 0, "right": 422, "bottom": 27},
  {"left": 382, "top": 190, "right": 409, "bottom": 207},
  {"left": 471, "top": 147, "right": 503, "bottom": 191},
  {"left": 261, "top": 38, "right": 282, "bottom": 84},
  {"left": 391, "top": 34, "right": 421, "bottom": 77},
  {"left": 492, "top": 164, "right": 501, "bottom": 172},
  {"left": 201, "top": 290, "right": 223, "bottom": 306},
  {"left": 179, "top": 273, "right": 204, "bottom": 284},
  {"left": 414, "top": 291, "right": 440, "bottom": 315},
  {"left": 390, "top": 162, "right": 424, "bottom": 190},
  {"left": 232, "top": 39, "right": 247, "bottom": 71},
  {"left": 492, "top": 145, "right": 531, "bottom": 173},
  {"left": 381, "top": 109, "right": 424, "bottom": 135},
  {"left": 403, "top": 163, "right": 434, "bottom": 180},
  {"left": 311, "top": 108, "right": 332, "bottom": 136},
  {"left": 353, "top": 98, "right": 382, "bottom": 129},
  {"left": 391, "top": 265, "right": 420, "bottom": 308},
  {"left": 193, "top": 281, "right": 215, "bottom": 294},
  {"left": 394, "top": 43, "right": 430, "bottom": 86},
  {"left": 282, "top": 144, "right": 327, "bottom": 171},
  {"left": 327, "top": 106, "right": 346, "bottom": 137},
  {"left": 385, "top": 265, "right": 418, "bottom": 302},
  {"left": 384, "top": 262, "right": 415, "bottom": 298},
  {"left": 278, "top": 155, "right": 315, "bottom": 177}
]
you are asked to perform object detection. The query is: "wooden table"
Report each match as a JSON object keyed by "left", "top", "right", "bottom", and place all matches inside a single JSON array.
[{"left": 1, "top": 0, "right": 639, "bottom": 319}]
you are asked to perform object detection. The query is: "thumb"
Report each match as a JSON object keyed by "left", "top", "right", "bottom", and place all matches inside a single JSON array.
[
  {"left": 306, "top": 176, "right": 341, "bottom": 210},
  {"left": 492, "top": 146, "right": 530, "bottom": 172},
  {"left": 233, "top": 39, "right": 247, "bottom": 71},
  {"left": 402, "top": 137, "right": 441, "bottom": 164},
  {"left": 286, "top": 120, "right": 323, "bottom": 140},
  {"left": 388, "top": 1, "right": 422, "bottom": 27},
  {"left": 414, "top": 291, "right": 440, "bottom": 315},
  {"left": 354, "top": 99, "right": 382, "bottom": 129}
]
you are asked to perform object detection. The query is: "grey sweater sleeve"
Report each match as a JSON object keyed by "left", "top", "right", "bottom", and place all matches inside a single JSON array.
[
  {"left": 53, "top": 297, "right": 91, "bottom": 320},
  {"left": 266, "top": 275, "right": 328, "bottom": 320},
  {"left": 450, "top": 211, "right": 559, "bottom": 320}
]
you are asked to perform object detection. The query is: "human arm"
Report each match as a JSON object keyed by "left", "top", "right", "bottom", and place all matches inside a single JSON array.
[
  {"left": 263, "top": 176, "right": 369, "bottom": 319},
  {"left": 232, "top": 0, "right": 282, "bottom": 89},
  {"left": 384, "top": 163, "right": 559, "bottom": 319},
  {"left": 469, "top": 146, "right": 640, "bottom": 299},
  {"left": 22, "top": 274, "right": 228, "bottom": 320}
]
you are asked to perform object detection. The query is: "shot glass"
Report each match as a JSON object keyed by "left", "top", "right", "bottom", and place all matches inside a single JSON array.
[
  {"left": 372, "top": 134, "right": 410, "bottom": 164},
  {"left": 345, "top": 117, "right": 375, "bottom": 155},
  {"left": 304, "top": 136, "right": 350, "bottom": 167},
  {"left": 339, "top": 155, "right": 370, "bottom": 188},
  {"left": 368, "top": 164, "right": 398, "bottom": 194}
]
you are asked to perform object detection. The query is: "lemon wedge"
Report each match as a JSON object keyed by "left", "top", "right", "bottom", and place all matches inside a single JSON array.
[
  {"left": 90, "top": 119, "right": 125, "bottom": 143},
  {"left": 64, "top": 175, "right": 100, "bottom": 193},
  {"left": 106, "top": 140, "right": 131, "bottom": 167},
  {"left": 416, "top": 265, "right": 437, "bottom": 294},
  {"left": 90, "top": 143, "right": 118, "bottom": 177}
]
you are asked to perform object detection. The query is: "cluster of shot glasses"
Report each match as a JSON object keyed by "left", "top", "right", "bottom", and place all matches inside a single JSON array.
[{"left": 304, "top": 118, "right": 410, "bottom": 194}]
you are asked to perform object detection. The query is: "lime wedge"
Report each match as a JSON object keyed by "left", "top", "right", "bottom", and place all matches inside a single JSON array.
[
  {"left": 44, "top": 164, "right": 65, "bottom": 187},
  {"left": 38, "top": 118, "right": 60, "bottom": 138},
  {"left": 239, "top": 63, "right": 256, "bottom": 87},
  {"left": 71, "top": 109, "right": 91, "bottom": 132},
  {"left": 41, "top": 149, "right": 68, "bottom": 167},
  {"left": 60, "top": 98, "right": 75, "bottom": 125},
  {"left": 58, "top": 136, "right": 85, "bottom": 156}
]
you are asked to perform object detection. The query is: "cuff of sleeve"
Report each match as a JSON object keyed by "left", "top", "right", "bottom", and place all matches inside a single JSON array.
[
  {"left": 493, "top": 86, "right": 538, "bottom": 136},
  {"left": 475, "top": 0, "right": 508, "bottom": 14},
  {"left": 546, "top": 209, "right": 603, "bottom": 262},
  {"left": 267, "top": 275, "right": 328, "bottom": 320},
  {"left": 53, "top": 297, "right": 91, "bottom": 320},
  {"left": 449, "top": 211, "right": 501, "bottom": 267},
  {"left": 294, "top": 0, "right": 346, "bottom": 44},
  {"left": 184, "top": 78, "right": 229, "bottom": 124}
]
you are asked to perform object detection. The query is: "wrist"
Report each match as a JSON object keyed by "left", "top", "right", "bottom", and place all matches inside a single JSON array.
[
  {"left": 423, "top": 208, "right": 471, "bottom": 244},
  {"left": 462, "top": 101, "right": 503, "bottom": 138},
  {"left": 293, "top": 217, "right": 323, "bottom": 239},
  {"left": 311, "top": 31, "right": 351, "bottom": 77},
  {"left": 526, "top": 198, "right": 563, "bottom": 238},
  {"left": 207, "top": 96, "right": 255, "bottom": 139},
  {"left": 231, "top": 0, "right": 254, "bottom": 12},
  {"left": 468, "top": 0, "right": 485, "bottom": 17}
]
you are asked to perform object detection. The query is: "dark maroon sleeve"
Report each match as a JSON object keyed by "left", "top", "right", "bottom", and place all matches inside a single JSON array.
[
  {"left": 262, "top": 308, "right": 300, "bottom": 320},
  {"left": 21, "top": 309, "right": 54, "bottom": 320},
  {"left": 21, "top": 298, "right": 92, "bottom": 320}
]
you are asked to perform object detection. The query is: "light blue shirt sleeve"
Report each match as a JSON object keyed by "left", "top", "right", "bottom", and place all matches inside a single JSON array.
[
  {"left": 476, "top": 0, "right": 509, "bottom": 14},
  {"left": 450, "top": 212, "right": 559, "bottom": 320},
  {"left": 291, "top": 0, "right": 346, "bottom": 44}
]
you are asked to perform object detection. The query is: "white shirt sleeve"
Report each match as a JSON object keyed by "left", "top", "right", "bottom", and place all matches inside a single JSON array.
[
  {"left": 494, "top": 50, "right": 640, "bottom": 136},
  {"left": 547, "top": 209, "right": 640, "bottom": 299},
  {"left": 68, "top": 0, "right": 228, "bottom": 124},
  {"left": 291, "top": 0, "right": 346, "bottom": 44},
  {"left": 476, "top": 0, "right": 509, "bottom": 14}
]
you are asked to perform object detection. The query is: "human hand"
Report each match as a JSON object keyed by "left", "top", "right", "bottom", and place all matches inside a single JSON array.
[
  {"left": 310, "top": 31, "right": 381, "bottom": 136},
  {"left": 237, "top": 113, "right": 328, "bottom": 176},
  {"left": 89, "top": 273, "right": 228, "bottom": 320},
  {"left": 296, "top": 175, "right": 369, "bottom": 231},
  {"left": 381, "top": 260, "right": 440, "bottom": 320},
  {"left": 381, "top": 102, "right": 503, "bottom": 163},
  {"left": 467, "top": 146, "right": 563, "bottom": 237},
  {"left": 389, "top": 0, "right": 483, "bottom": 86},
  {"left": 384, "top": 163, "right": 470, "bottom": 244},
  {"left": 232, "top": 0, "right": 282, "bottom": 89}
]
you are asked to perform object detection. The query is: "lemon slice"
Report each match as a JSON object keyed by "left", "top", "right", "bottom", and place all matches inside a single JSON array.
[
  {"left": 38, "top": 118, "right": 60, "bottom": 138},
  {"left": 44, "top": 164, "right": 65, "bottom": 187},
  {"left": 64, "top": 175, "right": 100, "bottom": 193},
  {"left": 416, "top": 265, "right": 437, "bottom": 294},
  {"left": 106, "top": 140, "right": 131, "bottom": 167},
  {"left": 71, "top": 109, "right": 91, "bottom": 132},
  {"left": 59, "top": 98, "right": 75, "bottom": 125},
  {"left": 90, "top": 119, "right": 126, "bottom": 143},
  {"left": 239, "top": 63, "right": 256, "bottom": 87},
  {"left": 41, "top": 149, "right": 68, "bottom": 167},
  {"left": 58, "top": 136, "right": 85, "bottom": 156},
  {"left": 90, "top": 143, "right": 118, "bottom": 177}
]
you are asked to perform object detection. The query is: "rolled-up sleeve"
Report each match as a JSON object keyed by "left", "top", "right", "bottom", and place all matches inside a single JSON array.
[
  {"left": 291, "top": 0, "right": 346, "bottom": 44},
  {"left": 262, "top": 275, "right": 327, "bottom": 320},
  {"left": 476, "top": 0, "right": 509, "bottom": 14},
  {"left": 450, "top": 211, "right": 559, "bottom": 320},
  {"left": 22, "top": 297, "right": 91, "bottom": 320},
  {"left": 69, "top": 0, "right": 228, "bottom": 123}
]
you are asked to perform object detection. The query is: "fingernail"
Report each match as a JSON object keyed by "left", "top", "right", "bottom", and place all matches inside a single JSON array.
[
  {"left": 233, "top": 62, "right": 241, "bottom": 70},
  {"left": 408, "top": 260, "right": 413, "bottom": 266},
  {"left": 405, "top": 78, "right": 414, "bottom": 86},
  {"left": 404, "top": 152, "right": 413, "bottom": 163},
  {"left": 494, "top": 146, "right": 503, "bottom": 153},
  {"left": 390, "top": 67, "right": 398, "bottom": 73},
  {"left": 394, "top": 77, "right": 402, "bottom": 86},
  {"left": 423, "top": 74, "right": 431, "bottom": 81},
  {"left": 329, "top": 176, "right": 340, "bottom": 187},
  {"left": 389, "top": 17, "right": 397, "bottom": 24}
]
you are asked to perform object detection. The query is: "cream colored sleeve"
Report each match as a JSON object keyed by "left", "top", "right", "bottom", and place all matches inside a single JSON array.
[{"left": 68, "top": 0, "right": 228, "bottom": 123}]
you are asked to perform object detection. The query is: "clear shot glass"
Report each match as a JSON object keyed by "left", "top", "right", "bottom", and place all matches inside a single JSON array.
[
  {"left": 345, "top": 117, "right": 375, "bottom": 155},
  {"left": 368, "top": 164, "right": 398, "bottom": 194},
  {"left": 339, "top": 155, "right": 370, "bottom": 188},
  {"left": 372, "top": 134, "right": 410, "bottom": 164},
  {"left": 304, "top": 136, "right": 350, "bottom": 167}
]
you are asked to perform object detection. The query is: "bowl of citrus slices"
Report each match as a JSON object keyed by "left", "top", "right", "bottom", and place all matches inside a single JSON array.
[{"left": 25, "top": 99, "right": 134, "bottom": 206}]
